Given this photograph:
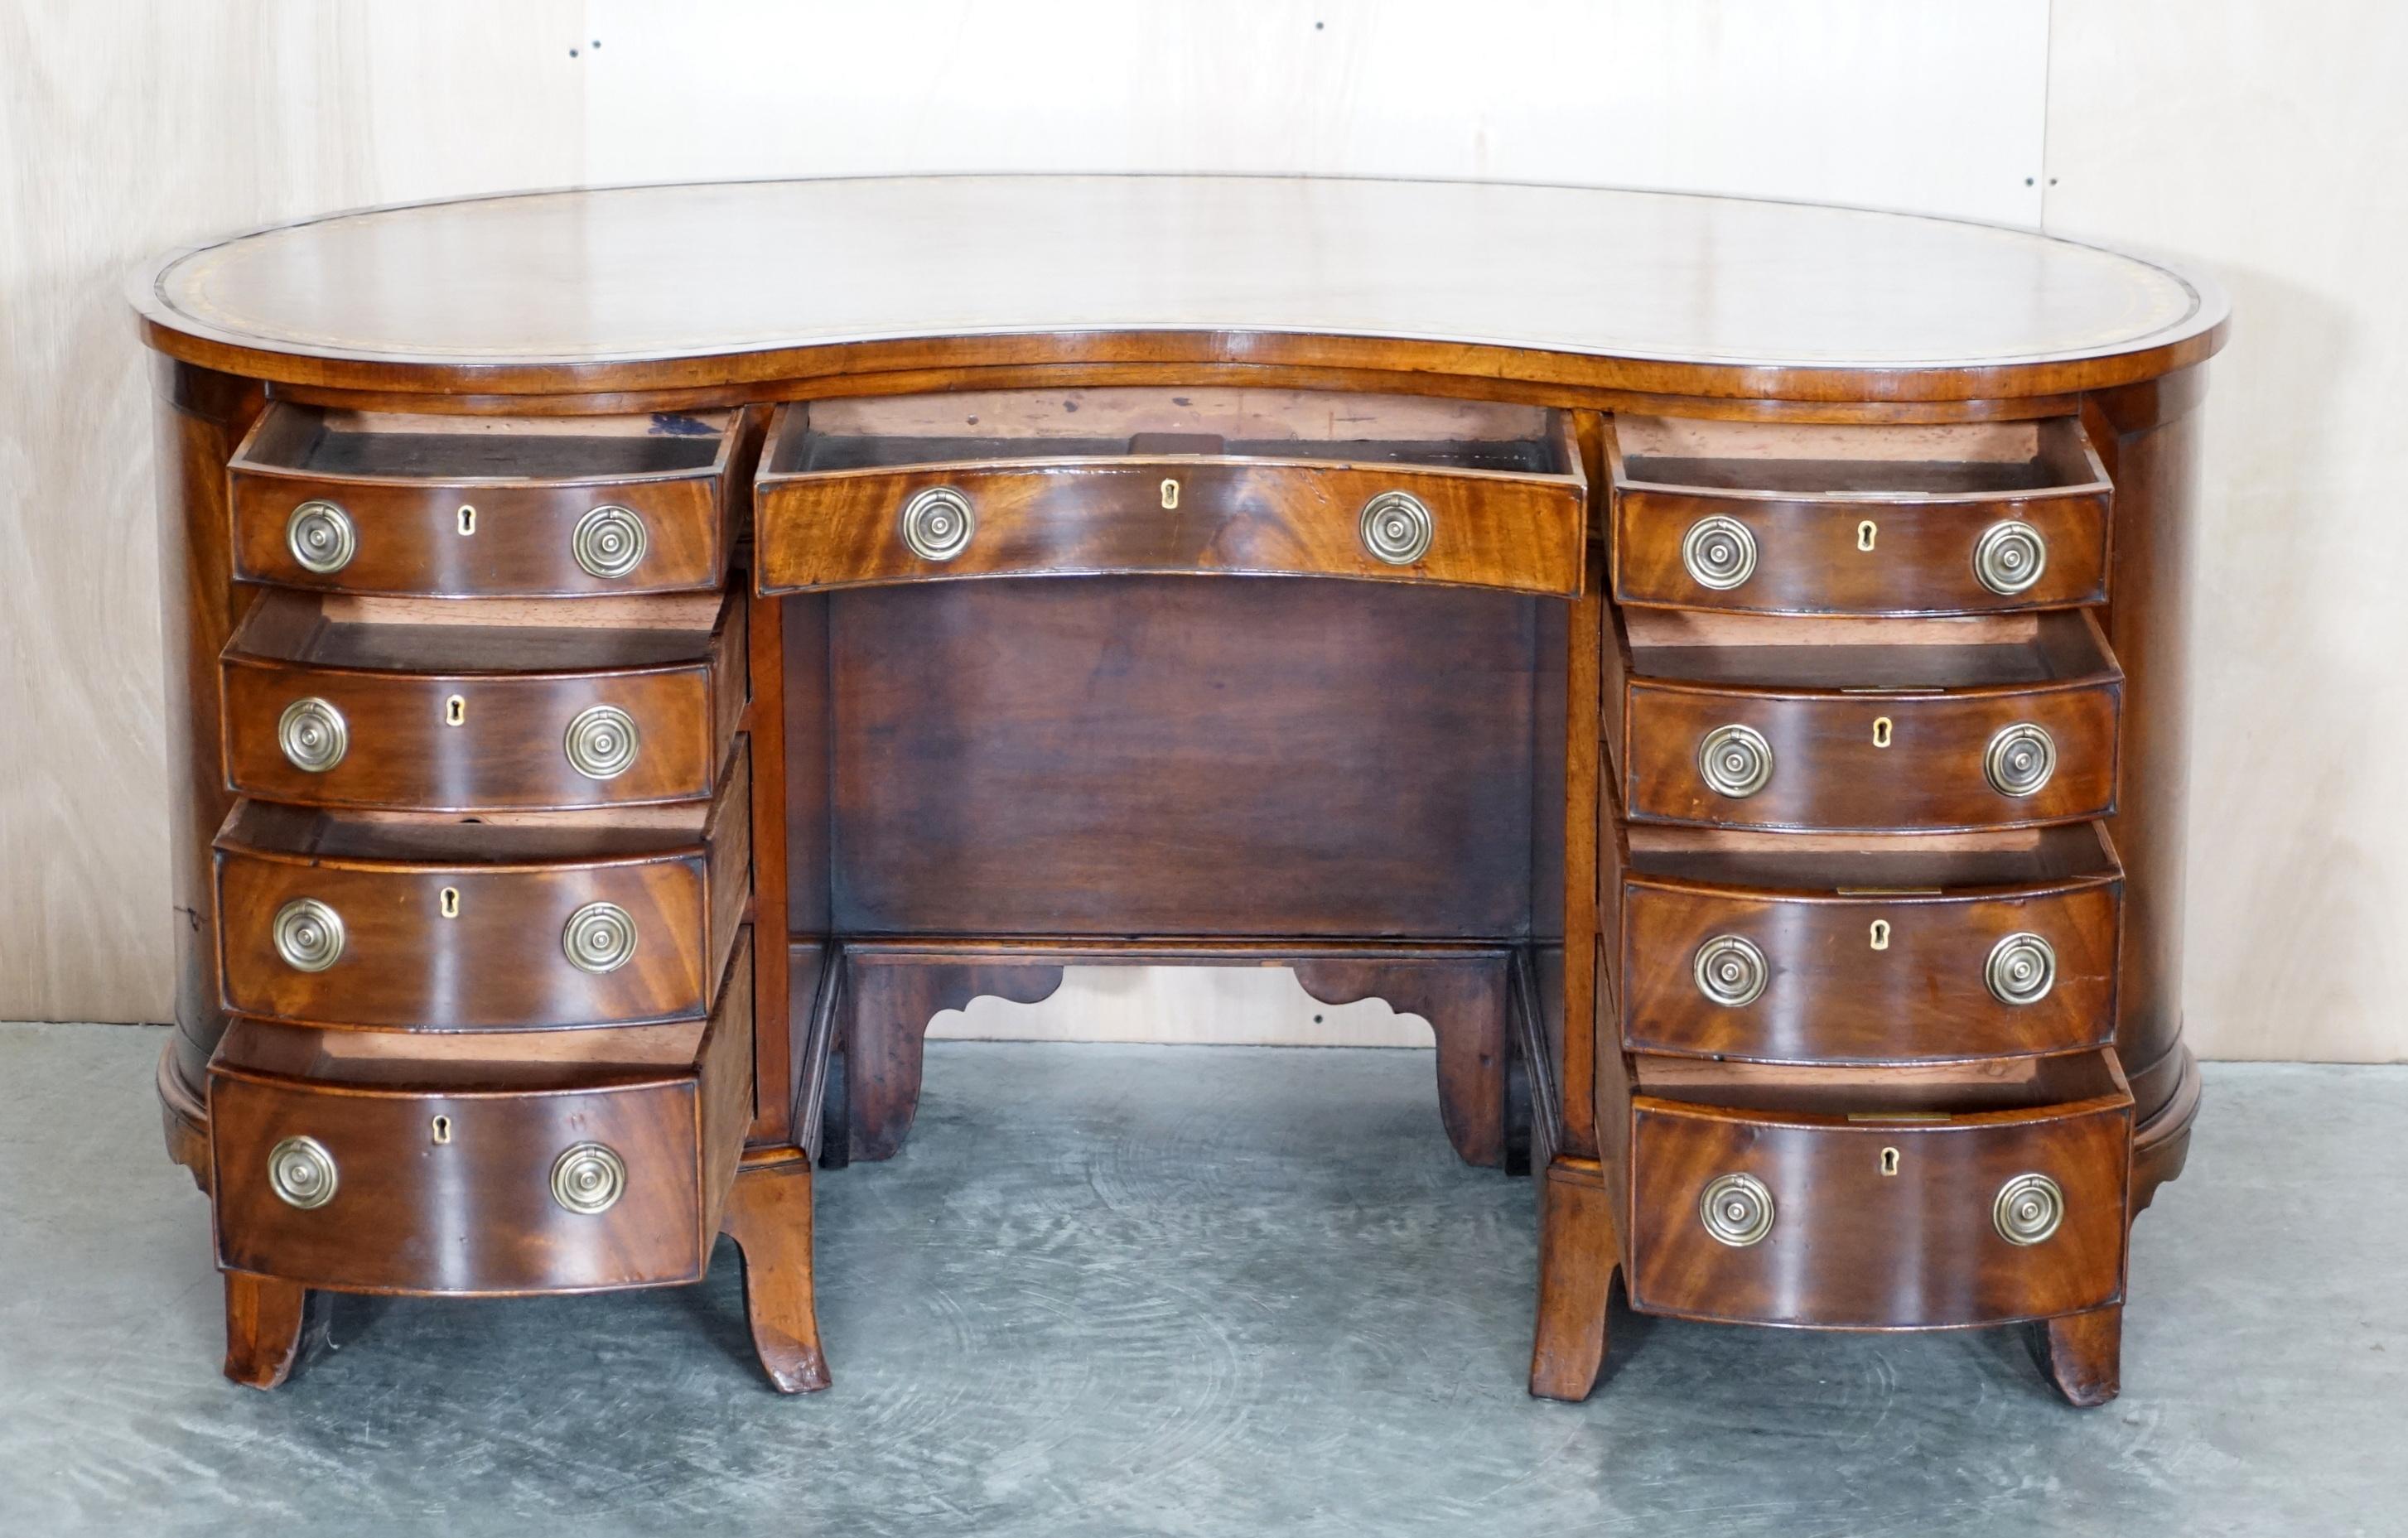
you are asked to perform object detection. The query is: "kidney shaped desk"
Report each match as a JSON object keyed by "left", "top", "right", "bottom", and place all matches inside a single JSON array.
[{"left": 132, "top": 176, "right": 2225, "bottom": 1405}]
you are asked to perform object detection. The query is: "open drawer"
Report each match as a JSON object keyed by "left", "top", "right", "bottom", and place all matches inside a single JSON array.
[
  {"left": 1624, "top": 1050, "right": 2132, "bottom": 1329},
  {"left": 209, "top": 932, "right": 754, "bottom": 1295},
  {"left": 1609, "top": 415, "right": 2111, "bottom": 615},
  {"left": 1605, "top": 609, "right": 2124, "bottom": 832},
  {"left": 214, "top": 745, "right": 749, "bottom": 1029},
  {"left": 229, "top": 404, "right": 745, "bottom": 596},
  {"left": 753, "top": 389, "right": 1587, "bottom": 595},
  {"left": 1600, "top": 808, "right": 2121, "bottom": 1063},
  {"left": 221, "top": 589, "right": 745, "bottom": 811}
]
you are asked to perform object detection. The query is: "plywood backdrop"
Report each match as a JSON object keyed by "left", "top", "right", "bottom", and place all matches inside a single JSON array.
[{"left": 3, "top": 2, "right": 2398, "bottom": 1059}]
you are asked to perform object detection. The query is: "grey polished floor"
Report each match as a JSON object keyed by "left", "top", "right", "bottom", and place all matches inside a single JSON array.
[{"left": 2, "top": 1023, "right": 2403, "bottom": 1536}]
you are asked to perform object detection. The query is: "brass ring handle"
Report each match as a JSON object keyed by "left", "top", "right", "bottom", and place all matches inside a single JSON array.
[
  {"left": 900, "top": 486, "right": 977, "bottom": 562},
  {"left": 1984, "top": 722, "right": 2057, "bottom": 797},
  {"left": 277, "top": 697, "right": 348, "bottom": 773},
  {"left": 1693, "top": 934, "right": 1769, "bottom": 1007},
  {"left": 562, "top": 901, "right": 638, "bottom": 974},
  {"left": 286, "top": 499, "right": 355, "bottom": 574},
  {"left": 1681, "top": 515, "right": 1756, "bottom": 590},
  {"left": 572, "top": 505, "right": 649, "bottom": 580},
  {"left": 563, "top": 705, "right": 640, "bottom": 781},
  {"left": 271, "top": 898, "right": 345, "bottom": 972},
  {"left": 1358, "top": 490, "right": 1435, "bottom": 566},
  {"left": 267, "top": 1135, "right": 338, "bottom": 1209},
  {"left": 551, "top": 1143, "right": 627, "bottom": 1214},
  {"left": 1994, "top": 1172, "right": 2065, "bottom": 1245},
  {"left": 1972, "top": 519, "right": 2048, "bottom": 596},
  {"left": 1697, "top": 723, "right": 1774, "bottom": 798},
  {"left": 1699, "top": 1173, "right": 1775, "bottom": 1246},
  {"left": 1985, "top": 932, "right": 2057, "bottom": 1005}
]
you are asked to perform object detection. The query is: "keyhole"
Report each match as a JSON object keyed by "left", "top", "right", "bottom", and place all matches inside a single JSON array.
[
  {"left": 1872, "top": 716, "right": 1893, "bottom": 749},
  {"left": 445, "top": 695, "right": 466, "bottom": 726},
  {"left": 1161, "top": 478, "right": 1181, "bottom": 510},
  {"left": 1880, "top": 1147, "right": 1900, "bottom": 1177},
  {"left": 432, "top": 1116, "right": 452, "bottom": 1145},
  {"left": 457, "top": 504, "right": 477, "bottom": 536},
  {"left": 439, "top": 886, "right": 460, "bottom": 918},
  {"left": 1857, "top": 519, "right": 1878, "bottom": 552},
  {"left": 1870, "top": 918, "right": 1890, "bottom": 951}
]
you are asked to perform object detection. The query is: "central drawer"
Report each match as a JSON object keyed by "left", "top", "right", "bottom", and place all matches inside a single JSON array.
[
  {"left": 209, "top": 932, "right": 755, "bottom": 1295},
  {"left": 220, "top": 590, "right": 744, "bottom": 811},
  {"left": 1624, "top": 1052, "right": 2132, "bottom": 1329},
  {"left": 213, "top": 747, "right": 749, "bottom": 1029},
  {"left": 754, "top": 388, "right": 1588, "bottom": 595}
]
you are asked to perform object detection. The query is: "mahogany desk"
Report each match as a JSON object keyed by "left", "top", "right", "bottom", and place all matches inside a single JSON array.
[{"left": 132, "top": 176, "right": 2225, "bottom": 1404}]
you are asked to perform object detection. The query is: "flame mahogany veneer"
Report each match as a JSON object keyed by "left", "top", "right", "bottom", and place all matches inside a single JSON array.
[{"left": 135, "top": 176, "right": 2223, "bottom": 1404}]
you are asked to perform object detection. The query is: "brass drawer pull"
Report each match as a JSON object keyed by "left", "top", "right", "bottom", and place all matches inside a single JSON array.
[
  {"left": 1984, "top": 721, "right": 2057, "bottom": 797},
  {"left": 563, "top": 704, "right": 640, "bottom": 780},
  {"left": 1697, "top": 723, "right": 1773, "bottom": 798},
  {"left": 276, "top": 697, "right": 348, "bottom": 773},
  {"left": 1973, "top": 519, "right": 2048, "bottom": 596},
  {"left": 900, "top": 486, "right": 976, "bottom": 562},
  {"left": 572, "top": 504, "right": 648, "bottom": 580},
  {"left": 1985, "top": 932, "right": 2057, "bottom": 1005},
  {"left": 562, "top": 900, "right": 638, "bottom": 974},
  {"left": 266, "top": 1135, "right": 338, "bottom": 1209},
  {"left": 1693, "top": 934, "right": 1769, "bottom": 1007},
  {"left": 1358, "top": 489, "right": 1434, "bottom": 566},
  {"left": 551, "top": 1142, "right": 627, "bottom": 1214},
  {"left": 1994, "top": 1172, "right": 2065, "bottom": 1246},
  {"left": 271, "top": 898, "right": 345, "bottom": 972},
  {"left": 285, "top": 499, "right": 355, "bottom": 574},
  {"left": 1680, "top": 514, "right": 1756, "bottom": 590},
  {"left": 1700, "top": 1172, "right": 1775, "bottom": 1247}
]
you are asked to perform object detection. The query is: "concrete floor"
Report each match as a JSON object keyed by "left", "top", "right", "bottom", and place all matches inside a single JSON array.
[{"left": 2, "top": 1023, "right": 2402, "bottom": 1536}]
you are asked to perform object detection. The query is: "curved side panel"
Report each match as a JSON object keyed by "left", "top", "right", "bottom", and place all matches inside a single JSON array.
[
  {"left": 152, "top": 359, "right": 264, "bottom": 1128},
  {"left": 2089, "top": 370, "right": 2207, "bottom": 1150}
]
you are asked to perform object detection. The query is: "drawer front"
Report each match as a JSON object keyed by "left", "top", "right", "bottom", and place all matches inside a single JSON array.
[
  {"left": 1620, "top": 681, "right": 2121, "bottom": 832},
  {"left": 1627, "top": 1095, "right": 2131, "bottom": 1328},
  {"left": 232, "top": 473, "right": 734, "bottom": 596},
  {"left": 756, "top": 460, "right": 1587, "bottom": 596},
  {"left": 221, "top": 608, "right": 741, "bottom": 812},
  {"left": 210, "top": 937, "right": 753, "bottom": 1295},
  {"left": 1614, "top": 488, "right": 2110, "bottom": 615},
  {"left": 1618, "top": 879, "right": 2120, "bottom": 1063},
  {"left": 214, "top": 755, "right": 748, "bottom": 1029}
]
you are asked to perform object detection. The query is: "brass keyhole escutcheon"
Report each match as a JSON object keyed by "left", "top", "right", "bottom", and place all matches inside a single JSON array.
[
  {"left": 1857, "top": 519, "right": 1878, "bottom": 552},
  {"left": 432, "top": 1115, "right": 452, "bottom": 1145},
  {"left": 1161, "top": 477, "right": 1180, "bottom": 510},
  {"left": 439, "top": 886, "right": 460, "bottom": 919},
  {"left": 1872, "top": 716, "right": 1893, "bottom": 749},
  {"left": 445, "top": 694, "right": 466, "bottom": 726},
  {"left": 1870, "top": 919, "right": 1890, "bottom": 951},
  {"left": 1880, "top": 1147, "right": 1900, "bottom": 1177},
  {"left": 457, "top": 504, "right": 476, "bottom": 536}
]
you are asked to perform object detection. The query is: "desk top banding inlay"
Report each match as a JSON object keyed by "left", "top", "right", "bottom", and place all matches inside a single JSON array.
[{"left": 137, "top": 176, "right": 2222, "bottom": 399}]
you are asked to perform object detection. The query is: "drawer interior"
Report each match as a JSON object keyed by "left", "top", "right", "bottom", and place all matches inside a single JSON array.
[
  {"left": 234, "top": 403, "right": 734, "bottom": 483},
  {"left": 215, "top": 1015, "right": 708, "bottom": 1089},
  {"left": 1619, "top": 608, "right": 2119, "bottom": 691},
  {"left": 768, "top": 388, "right": 1573, "bottom": 475},
  {"left": 228, "top": 588, "right": 726, "bottom": 673},
  {"left": 216, "top": 773, "right": 726, "bottom": 865},
  {"left": 1621, "top": 822, "right": 2120, "bottom": 893},
  {"left": 1634, "top": 1049, "right": 2129, "bottom": 1120},
  {"left": 1612, "top": 415, "right": 2106, "bottom": 499}
]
